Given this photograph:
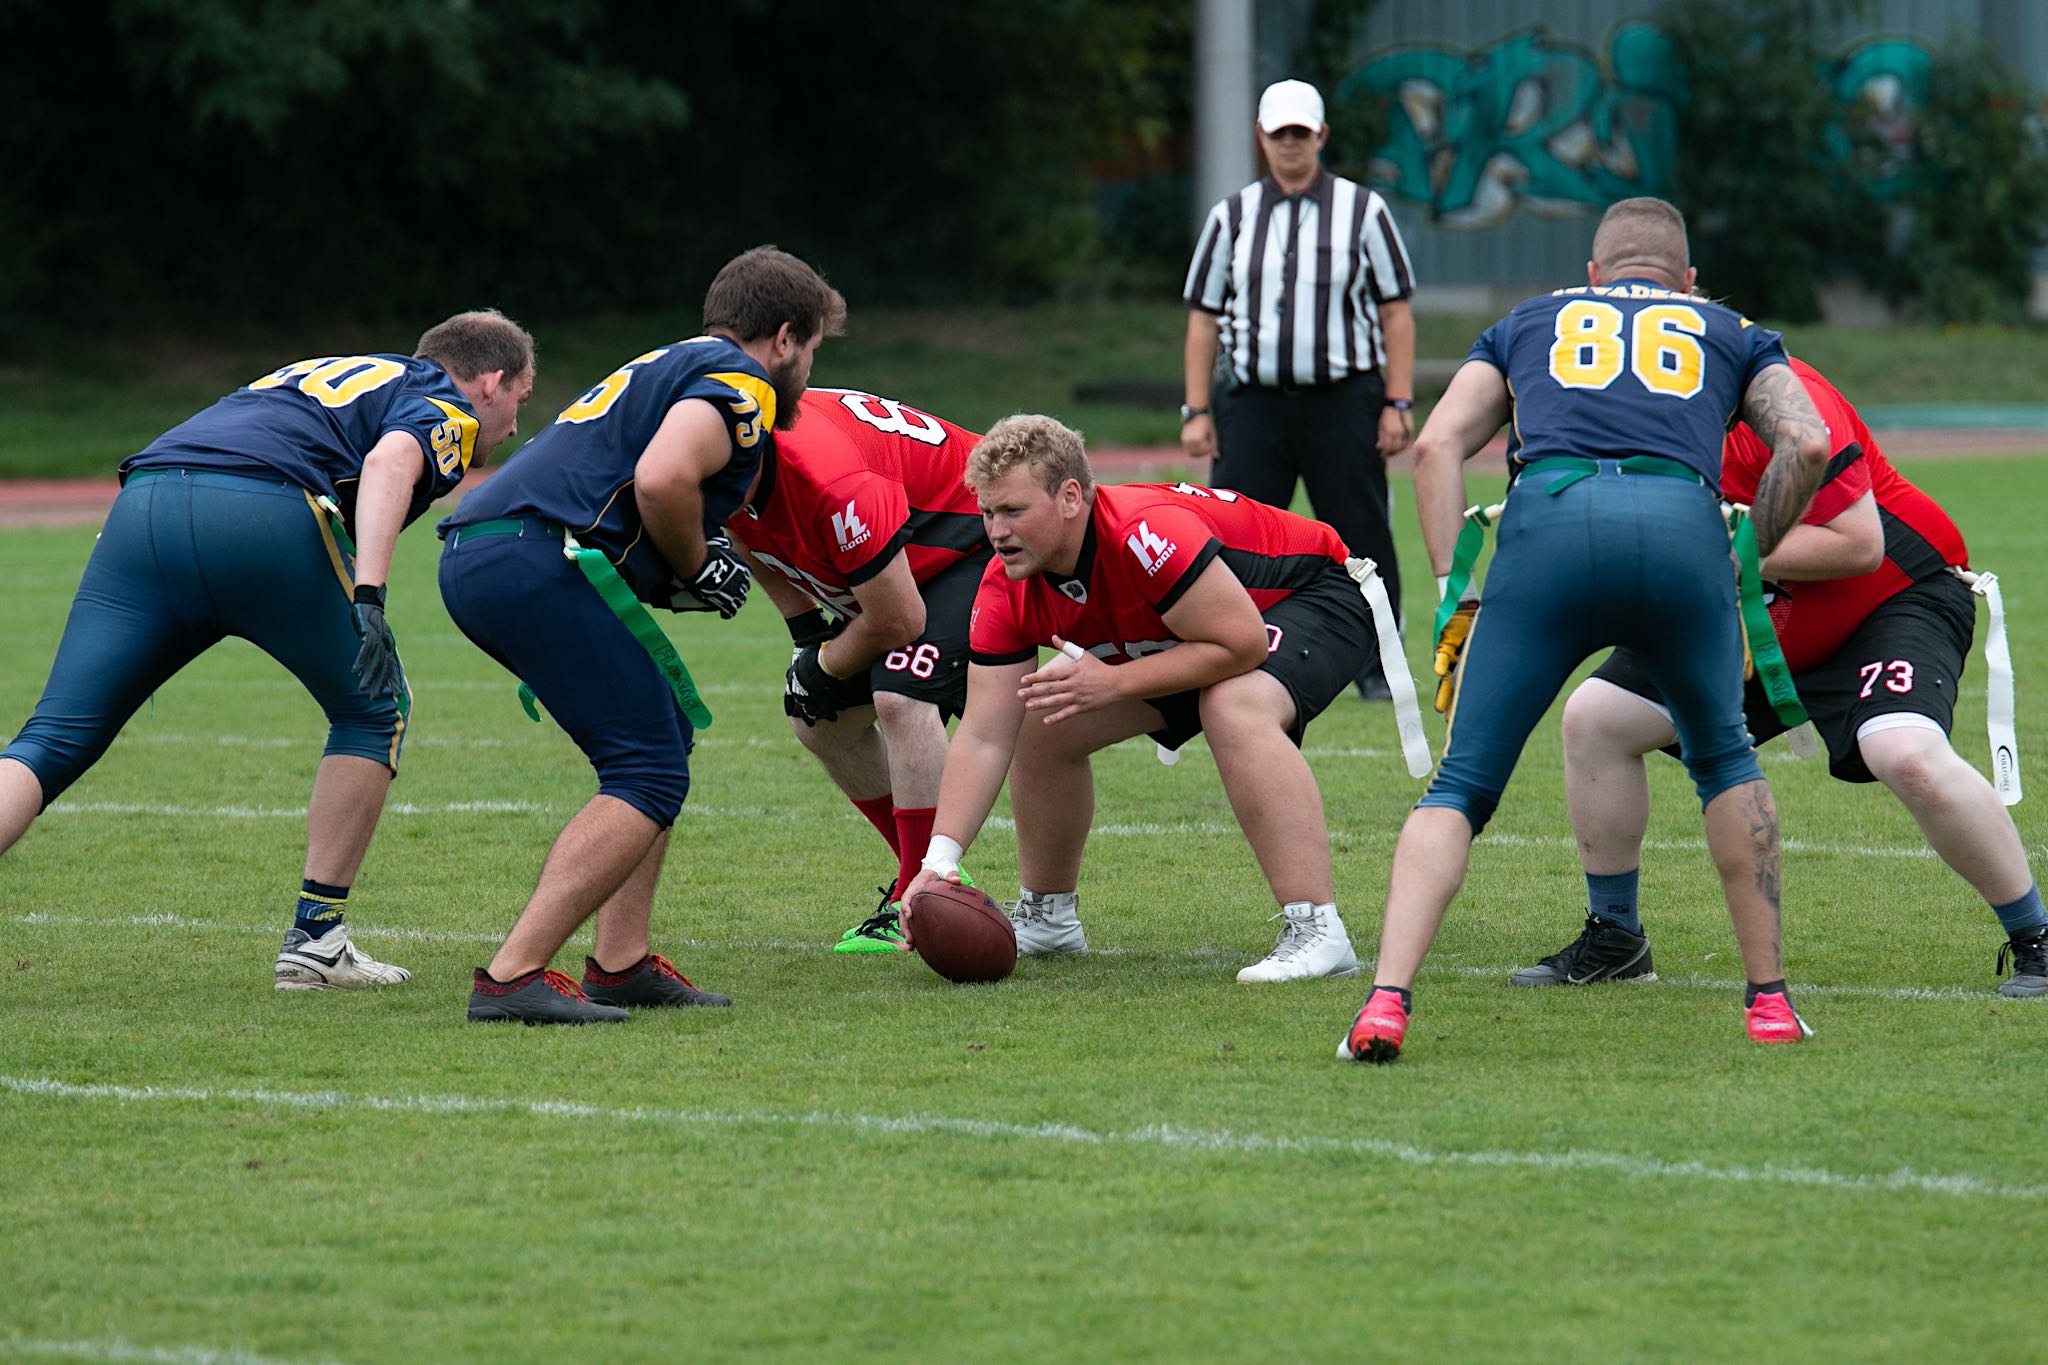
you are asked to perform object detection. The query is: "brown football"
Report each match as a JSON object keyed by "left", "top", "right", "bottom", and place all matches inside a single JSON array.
[{"left": 907, "top": 882, "right": 1018, "bottom": 984}]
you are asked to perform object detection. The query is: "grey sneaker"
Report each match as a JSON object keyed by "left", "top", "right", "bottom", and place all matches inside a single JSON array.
[
  {"left": 1006, "top": 892, "right": 1087, "bottom": 955},
  {"left": 1510, "top": 915, "right": 1657, "bottom": 986},
  {"left": 467, "top": 968, "right": 630, "bottom": 1024},
  {"left": 582, "top": 953, "right": 732, "bottom": 1007},
  {"left": 1997, "top": 928, "right": 2048, "bottom": 998},
  {"left": 275, "top": 925, "right": 411, "bottom": 990}
]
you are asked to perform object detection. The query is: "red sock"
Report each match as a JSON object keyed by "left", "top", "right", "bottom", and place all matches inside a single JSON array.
[
  {"left": 892, "top": 806, "right": 936, "bottom": 902},
  {"left": 853, "top": 793, "right": 899, "bottom": 866}
]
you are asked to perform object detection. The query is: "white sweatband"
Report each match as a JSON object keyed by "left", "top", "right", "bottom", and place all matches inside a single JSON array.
[
  {"left": 920, "top": 835, "right": 964, "bottom": 877},
  {"left": 1436, "top": 575, "right": 1449, "bottom": 601}
]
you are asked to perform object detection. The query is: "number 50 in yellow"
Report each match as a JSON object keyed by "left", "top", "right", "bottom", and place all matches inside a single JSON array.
[{"left": 1547, "top": 300, "right": 1704, "bottom": 399}]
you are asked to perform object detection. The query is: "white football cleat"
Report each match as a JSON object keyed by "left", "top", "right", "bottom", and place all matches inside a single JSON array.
[
  {"left": 275, "top": 925, "right": 412, "bottom": 990},
  {"left": 1006, "top": 891, "right": 1088, "bottom": 955},
  {"left": 1236, "top": 903, "right": 1361, "bottom": 983}
]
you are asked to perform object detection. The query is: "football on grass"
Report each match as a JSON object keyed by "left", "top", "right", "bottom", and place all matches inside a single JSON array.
[{"left": 907, "top": 882, "right": 1017, "bottom": 984}]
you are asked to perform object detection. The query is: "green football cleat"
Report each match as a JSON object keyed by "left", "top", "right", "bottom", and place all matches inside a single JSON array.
[{"left": 835, "top": 888, "right": 910, "bottom": 954}]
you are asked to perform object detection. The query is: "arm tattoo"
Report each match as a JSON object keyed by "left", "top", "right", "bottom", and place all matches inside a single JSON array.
[{"left": 1740, "top": 365, "right": 1828, "bottom": 558}]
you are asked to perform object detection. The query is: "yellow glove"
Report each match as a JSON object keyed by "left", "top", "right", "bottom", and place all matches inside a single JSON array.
[{"left": 1433, "top": 598, "right": 1478, "bottom": 715}]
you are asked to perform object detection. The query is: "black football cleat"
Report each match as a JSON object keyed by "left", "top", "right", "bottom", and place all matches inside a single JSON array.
[
  {"left": 1510, "top": 915, "right": 1656, "bottom": 986},
  {"left": 581, "top": 953, "right": 732, "bottom": 1007},
  {"left": 467, "top": 968, "right": 630, "bottom": 1024}
]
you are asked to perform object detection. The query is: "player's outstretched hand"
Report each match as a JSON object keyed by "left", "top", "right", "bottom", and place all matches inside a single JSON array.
[
  {"left": 351, "top": 591, "right": 402, "bottom": 697},
  {"left": 1020, "top": 636, "right": 1119, "bottom": 725},
  {"left": 1433, "top": 595, "right": 1478, "bottom": 715}
]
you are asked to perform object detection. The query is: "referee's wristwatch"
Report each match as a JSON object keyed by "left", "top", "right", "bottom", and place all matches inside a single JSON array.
[
  {"left": 1387, "top": 397, "right": 1414, "bottom": 412},
  {"left": 1179, "top": 403, "right": 1210, "bottom": 424}
]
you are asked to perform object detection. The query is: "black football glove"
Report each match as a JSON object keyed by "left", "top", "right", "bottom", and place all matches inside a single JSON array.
[
  {"left": 350, "top": 585, "right": 403, "bottom": 697},
  {"left": 667, "top": 536, "right": 752, "bottom": 618},
  {"left": 784, "top": 643, "right": 865, "bottom": 726}
]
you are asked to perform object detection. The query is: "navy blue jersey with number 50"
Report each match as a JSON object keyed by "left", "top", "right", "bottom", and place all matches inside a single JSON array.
[
  {"left": 442, "top": 335, "right": 775, "bottom": 603},
  {"left": 1469, "top": 278, "right": 1788, "bottom": 488},
  {"left": 122, "top": 354, "right": 481, "bottom": 528}
]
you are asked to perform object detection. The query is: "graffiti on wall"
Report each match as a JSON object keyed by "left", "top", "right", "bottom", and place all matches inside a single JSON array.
[{"left": 1340, "top": 26, "right": 1931, "bottom": 228}]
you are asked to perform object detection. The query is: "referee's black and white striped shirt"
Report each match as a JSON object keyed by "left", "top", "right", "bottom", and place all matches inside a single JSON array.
[{"left": 1183, "top": 170, "right": 1414, "bottom": 389}]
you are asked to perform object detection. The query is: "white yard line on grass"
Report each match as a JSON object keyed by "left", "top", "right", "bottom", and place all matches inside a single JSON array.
[
  {"left": 1, "top": 1339, "right": 345, "bottom": 1365},
  {"left": 6, "top": 911, "right": 2011, "bottom": 1001},
  {"left": 36, "top": 800, "right": 2035, "bottom": 867},
  {"left": 3, "top": 1072, "right": 2037, "bottom": 1204}
]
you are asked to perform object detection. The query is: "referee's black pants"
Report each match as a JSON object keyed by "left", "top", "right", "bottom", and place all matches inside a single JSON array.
[{"left": 1213, "top": 371, "right": 1402, "bottom": 660}]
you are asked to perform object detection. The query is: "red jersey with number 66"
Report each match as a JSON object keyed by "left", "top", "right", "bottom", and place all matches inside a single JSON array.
[
  {"left": 969, "top": 482, "right": 1350, "bottom": 666},
  {"left": 728, "top": 387, "right": 986, "bottom": 618},
  {"left": 1722, "top": 358, "right": 1968, "bottom": 673}
]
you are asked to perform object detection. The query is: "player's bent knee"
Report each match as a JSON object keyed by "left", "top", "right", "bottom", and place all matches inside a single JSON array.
[
  {"left": 1198, "top": 670, "right": 1295, "bottom": 738},
  {"left": 1415, "top": 788, "right": 1495, "bottom": 838},
  {"left": 595, "top": 770, "right": 690, "bottom": 830},
  {"left": 1562, "top": 679, "right": 1671, "bottom": 755},
  {"left": 872, "top": 690, "right": 942, "bottom": 733},
  {"left": 1689, "top": 750, "right": 1764, "bottom": 809},
  {"left": 1858, "top": 728, "right": 1952, "bottom": 801}
]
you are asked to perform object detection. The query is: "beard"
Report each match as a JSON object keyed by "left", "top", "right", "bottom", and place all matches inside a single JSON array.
[{"left": 769, "top": 353, "right": 807, "bottom": 431}]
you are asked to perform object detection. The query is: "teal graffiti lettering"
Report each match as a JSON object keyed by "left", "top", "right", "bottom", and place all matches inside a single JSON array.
[{"left": 1342, "top": 25, "right": 1682, "bottom": 228}]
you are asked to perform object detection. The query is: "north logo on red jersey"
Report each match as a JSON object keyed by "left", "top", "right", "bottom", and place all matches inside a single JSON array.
[
  {"left": 831, "top": 500, "right": 870, "bottom": 552},
  {"left": 1126, "top": 521, "right": 1176, "bottom": 576}
]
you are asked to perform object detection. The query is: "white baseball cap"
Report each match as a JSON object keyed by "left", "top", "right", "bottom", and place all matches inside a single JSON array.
[{"left": 1257, "top": 79, "right": 1325, "bottom": 134}]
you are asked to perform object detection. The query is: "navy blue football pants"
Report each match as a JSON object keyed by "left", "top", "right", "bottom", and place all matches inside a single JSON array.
[
  {"left": 438, "top": 520, "right": 693, "bottom": 828},
  {"left": 1, "top": 469, "right": 409, "bottom": 806},
  {"left": 1420, "top": 461, "right": 1761, "bottom": 834}
]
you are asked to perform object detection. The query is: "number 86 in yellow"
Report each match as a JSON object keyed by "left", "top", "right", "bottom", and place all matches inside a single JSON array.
[{"left": 1547, "top": 301, "right": 1705, "bottom": 399}]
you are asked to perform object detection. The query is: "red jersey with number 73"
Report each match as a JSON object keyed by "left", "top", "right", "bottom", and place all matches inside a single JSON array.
[
  {"left": 968, "top": 483, "right": 1350, "bottom": 665},
  {"left": 1721, "top": 358, "right": 1968, "bottom": 673},
  {"left": 727, "top": 387, "right": 986, "bottom": 618}
]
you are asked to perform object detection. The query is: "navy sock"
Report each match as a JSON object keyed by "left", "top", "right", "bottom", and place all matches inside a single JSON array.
[
  {"left": 294, "top": 879, "right": 350, "bottom": 938},
  {"left": 1587, "top": 869, "right": 1641, "bottom": 935},
  {"left": 1371, "top": 984, "right": 1414, "bottom": 1010},
  {"left": 1745, "top": 978, "right": 1788, "bottom": 1007},
  {"left": 1991, "top": 883, "right": 2048, "bottom": 938}
]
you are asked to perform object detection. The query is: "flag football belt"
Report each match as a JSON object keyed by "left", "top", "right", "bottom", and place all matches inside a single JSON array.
[
  {"left": 450, "top": 517, "right": 715, "bottom": 732},
  {"left": 1954, "top": 566, "right": 2021, "bottom": 806},
  {"left": 1345, "top": 557, "right": 1433, "bottom": 778},
  {"left": 1433, "top": 454, "right": 1806, "bottom": 734}
]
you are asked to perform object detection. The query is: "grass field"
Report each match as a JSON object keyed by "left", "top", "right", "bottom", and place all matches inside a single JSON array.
[
  {"left": 7, "top": 305, "right": 2048, "bottom": 477},
  {"left": 2, "top": 456, "right": 2046, "bottom": 1363}
]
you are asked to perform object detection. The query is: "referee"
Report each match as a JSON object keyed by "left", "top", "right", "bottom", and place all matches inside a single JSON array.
[{"left": 1181, "top": 78, "right": 1416, "bottom": 699}]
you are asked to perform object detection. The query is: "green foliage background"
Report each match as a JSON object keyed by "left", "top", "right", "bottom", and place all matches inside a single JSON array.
[{"left": 4, "top": 2, "right": 2046, "bottom": 338}]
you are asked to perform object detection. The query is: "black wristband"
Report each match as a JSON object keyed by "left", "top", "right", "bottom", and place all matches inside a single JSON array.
[
  {"left": 785, "top": 608, "right": 834, "bottom": 646},
  {"left": 352, "top": 584, "right": 387, "bottom": 608}
]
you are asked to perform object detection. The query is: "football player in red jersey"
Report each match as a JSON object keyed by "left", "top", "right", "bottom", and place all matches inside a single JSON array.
[
  {"left": 900, "top": 414, "right": 1393, "bottom": 982},
  {"left": 727, "top": 388, "right": 990, "bottom": 953},
  {"left": 1521, "top": 358, "right": 2047, "bottom": 997}
]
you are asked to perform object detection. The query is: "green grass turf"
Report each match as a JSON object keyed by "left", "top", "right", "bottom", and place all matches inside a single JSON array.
[
  {"left": 7, "top": 307, "right": 2048, "bottom": 478},
  {"left": 2, "top": 457, "right": 2046, "bottom": 1361}
]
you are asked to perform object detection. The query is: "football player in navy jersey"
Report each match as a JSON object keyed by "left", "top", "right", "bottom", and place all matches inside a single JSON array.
[
  {"left": 445, "top": 245, "right": 845, "bottom": 1024},
  {"left": 0, "top": 310, "right": 536, "bottom": 991},
  {"left": 1338, "top": 198, "right": 1834, "bottom": 1063}
]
